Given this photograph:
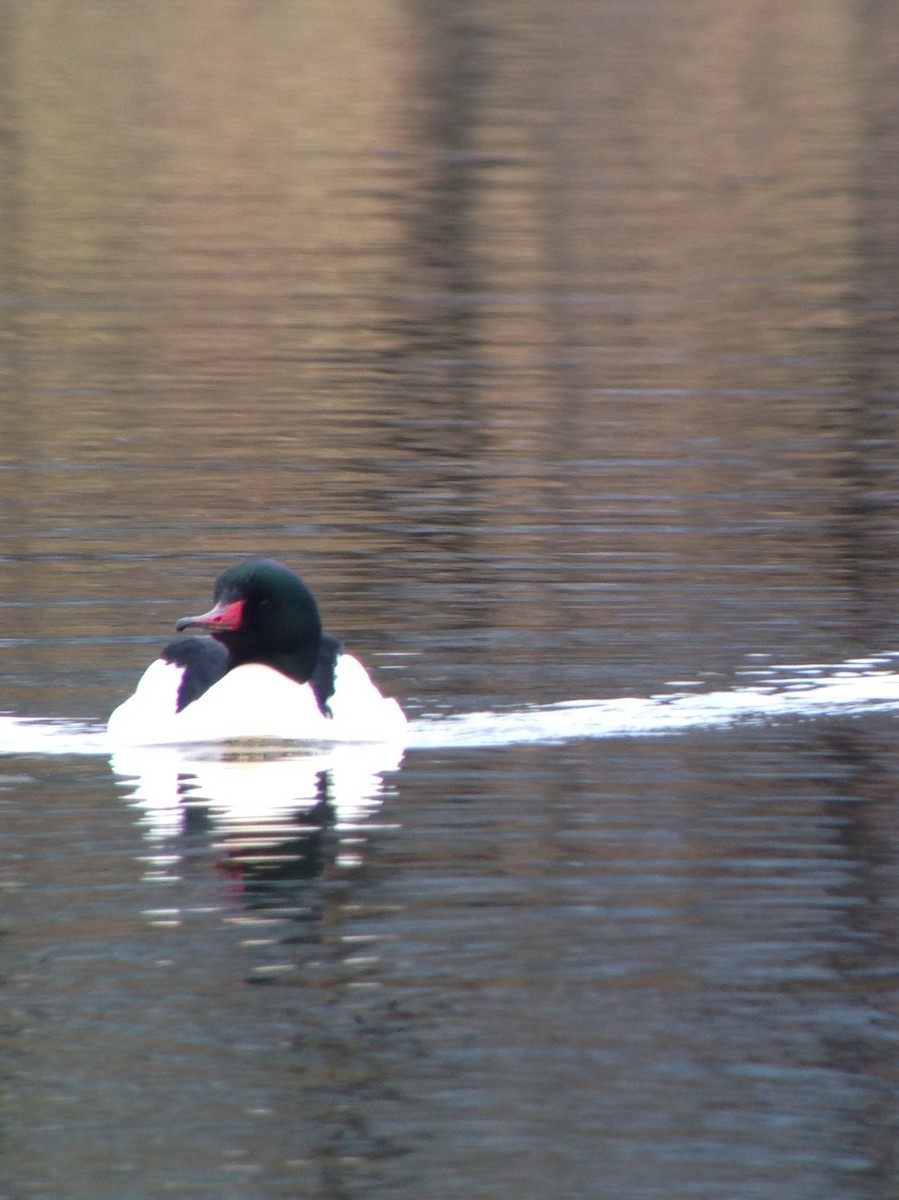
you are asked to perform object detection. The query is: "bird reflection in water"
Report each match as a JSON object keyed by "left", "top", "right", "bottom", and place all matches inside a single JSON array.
[{"left": 110, "top": 742, "right": 403, "bottom": 918}]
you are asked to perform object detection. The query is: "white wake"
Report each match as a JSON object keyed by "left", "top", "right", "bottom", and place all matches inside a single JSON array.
[
  {"left": 2, "top": 656, "right": 899, "bottom": 758},
  {"left": 407, "top": 660, "right": 899, "bottom": 748}
]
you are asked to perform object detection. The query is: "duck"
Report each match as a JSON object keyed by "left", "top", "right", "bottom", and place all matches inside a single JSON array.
[{"left": 107, "top": 557, "right": 407, "bottom": 747}]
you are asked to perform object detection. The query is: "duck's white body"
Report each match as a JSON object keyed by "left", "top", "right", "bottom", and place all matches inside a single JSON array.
[
  {"left": 108, "top": 655, "right": 407, "bottom": 748},
  {"left": 108, "top": 558, "right": 407, "bottom": 748}
]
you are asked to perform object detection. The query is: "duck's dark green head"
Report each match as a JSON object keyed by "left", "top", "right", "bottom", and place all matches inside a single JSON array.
[{"left": 176, "top": 557, "right": 323, "bottom": 683}]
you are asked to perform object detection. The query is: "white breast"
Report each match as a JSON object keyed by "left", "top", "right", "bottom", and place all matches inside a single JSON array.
[{"left": 108, "top": 658, "right": 406, "bottom": 748}]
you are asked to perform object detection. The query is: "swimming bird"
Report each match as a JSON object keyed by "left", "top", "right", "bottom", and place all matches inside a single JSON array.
[{"left": 107, "top": 557, "right": 406, "bottom": 746}]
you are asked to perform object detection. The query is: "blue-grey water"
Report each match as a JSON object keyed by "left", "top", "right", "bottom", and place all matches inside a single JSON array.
[{"left": 4, "top": 2, "right": 899, "bottom": 1197}]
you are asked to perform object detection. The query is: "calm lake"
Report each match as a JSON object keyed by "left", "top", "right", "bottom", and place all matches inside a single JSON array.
[{"left": 3, "top": 2, "right": 899, "bottom": 1198}]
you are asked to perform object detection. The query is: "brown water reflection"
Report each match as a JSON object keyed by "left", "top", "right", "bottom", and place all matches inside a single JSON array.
[
  {"left": 1, "top": 1, "right": 897, "bottom": 714},
  {"left": 3, "top": 2, "right": 899, "bottom": 1197}
]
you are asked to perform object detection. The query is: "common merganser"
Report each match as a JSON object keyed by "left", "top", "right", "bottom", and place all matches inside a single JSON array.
[{"left": 107, "top": 558, "right": 407, "bottom": 746}]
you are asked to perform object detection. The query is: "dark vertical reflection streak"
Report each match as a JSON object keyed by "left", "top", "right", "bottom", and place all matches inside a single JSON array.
[
  {"left": 819, "top": 725, "right": 899, "bottom": 1193},
  {"left": 0, "top": 0, "right": 47, "bottom": 648},
  {"left": 840, "top": 1, "right": 899, "bottom": 639}
]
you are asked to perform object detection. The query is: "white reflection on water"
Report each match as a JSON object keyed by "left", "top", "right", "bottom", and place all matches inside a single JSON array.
[{"left": 112, "top": 741, "right": 403, "bottom": 842}]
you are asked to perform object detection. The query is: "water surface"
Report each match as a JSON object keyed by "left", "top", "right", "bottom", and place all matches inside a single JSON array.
[{"left": 3, "top": 2, "right": 899, "bottom": 1197}]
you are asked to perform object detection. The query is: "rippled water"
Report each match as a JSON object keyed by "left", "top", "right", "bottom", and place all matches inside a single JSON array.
[{"left": 4, "top": 2, "right": 899, "bottom": 1198}]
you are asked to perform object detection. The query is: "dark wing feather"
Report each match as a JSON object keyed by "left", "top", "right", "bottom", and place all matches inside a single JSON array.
[
  {"left": 160, "top": 637, "right": 229, "bottom": 712},
  {"left": 310, "top": 633, "right": 342, "bottom": 717}
]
